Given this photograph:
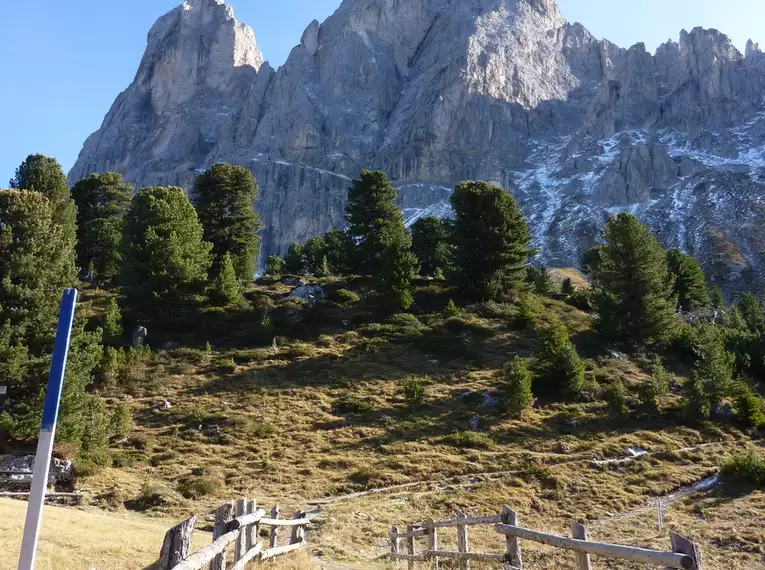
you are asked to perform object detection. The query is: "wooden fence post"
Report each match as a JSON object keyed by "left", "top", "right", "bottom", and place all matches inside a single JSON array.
[
  {"left": 502, "top": 507, "right": 522, "bottom": 569},
  {"left": 427, "top": 519, "right": 439, "bottom": 570},
  {"left": 211, "top": 503, "right": 233, "bottom": 570},
  {"left": 247, "top": 499, "right": 258, "bottom": 552},
  {"left": 234, "top": 499, "right": 247, "bottom": 563},
  {"left": 159, "top": 515, "right": 196, "bottom": 570},
  {"left": 406, "top": 525, "right": 416, "bottom": 570},
  {"left": 391, "top": 526, "right": 401, "bottom": 563},
  {"left": 571, "top": 521, "right": 592, "bottom": 570},
  {"left": 291, "top": 511, "right": 307, "bottom": 544},
  {"left": 269, "top": 504, "right": 280, "bottom": 549},
  {"left": 668, "top": 531, "right": 702, "bottom": 570},
  {"left": 456, "top": 511, "right": 470, "bottom": 570}
]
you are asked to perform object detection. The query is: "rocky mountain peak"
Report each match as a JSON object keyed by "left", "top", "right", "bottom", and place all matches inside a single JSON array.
[
  {"left": 71, "top": 0, "right": 765, "bottom": 292},
  {"left": 139, "top": 0, "right": 262, "bottom": 114}
]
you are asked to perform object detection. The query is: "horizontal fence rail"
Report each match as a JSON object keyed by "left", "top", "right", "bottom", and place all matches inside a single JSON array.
[
  {"left": 391, "top": 505, "right": 702, "bottom": 570},
  {"left": 159, "top": 498, "right": 313, "bottom": 570}
]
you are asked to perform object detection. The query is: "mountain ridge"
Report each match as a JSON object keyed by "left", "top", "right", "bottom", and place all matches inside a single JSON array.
[{"left": 69, "top": 0, "right": 765, "bottom": 290}]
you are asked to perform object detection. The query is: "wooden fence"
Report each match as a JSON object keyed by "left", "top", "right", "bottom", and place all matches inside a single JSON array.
[
  {"left": 391, "top": 506, "right": 701, "bottom": 569},
  {"left": 159, "top": 498, "right": 312, "bottom": 570}
]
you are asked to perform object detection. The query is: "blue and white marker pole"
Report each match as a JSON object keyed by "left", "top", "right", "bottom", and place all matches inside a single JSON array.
[{"left": 17, "top": 289, "right": 78, "bottom": 570}]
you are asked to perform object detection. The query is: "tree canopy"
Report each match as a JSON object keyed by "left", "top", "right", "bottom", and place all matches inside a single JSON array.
[
  {"left": 193, "top": 163, "right": 260, "bottom": 280},
  {"left": 411, "top": 216, "right": 449, "bottom": 277},
  {"left": 122, "top": 186, "right": 212, "bottom": 314},
  {"left": 450, "top": 181, "right": 533, "bottom": 301},
  {"left": 71, "top": 172, "right": 132, "bottom": 280},
  {"left": 591, "top": 213, "right": 677, "bottom": 346}
]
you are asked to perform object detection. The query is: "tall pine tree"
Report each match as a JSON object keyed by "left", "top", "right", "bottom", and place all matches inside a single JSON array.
[
  {"left": 346, "top": 170, "right": 402, "bottom": 275},
  {"left": 450, "top": 181, "right": 533, "bottom": 301},
  {"left": 345, "top": 171, "right": 416, "bottom": 309},
  {"left": 193, "top": 163, "right": 260, "bottom": 279},
  {"left": 0, "top": 189, "right": 101, "bottom": 444},
  {"left": 591, "top": 214, "right": 676, "bottom": 346},
  {"left": 10, "top": 154, "right": 77, "bottom": 272},
  {"left": 411, "top": 216, "right": 449, "bottom": 277},
  {"left": 71, "top": 172, "right": 132, "bottom": 280},
  {"left": 667, "top": 249, "right": 709, "bottom": 311},
  {"left": 122, "top": 186, "right": 212, "bottom": 314}
]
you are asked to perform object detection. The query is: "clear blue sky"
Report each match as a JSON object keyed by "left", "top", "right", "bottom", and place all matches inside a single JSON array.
[{"left": 0, "top": 0, "right": 761, "bottom": 185}]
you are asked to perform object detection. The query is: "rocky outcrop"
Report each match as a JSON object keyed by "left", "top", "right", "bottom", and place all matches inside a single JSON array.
[{"left": 69, "top": 0, "right": 765, "bottom": 289}]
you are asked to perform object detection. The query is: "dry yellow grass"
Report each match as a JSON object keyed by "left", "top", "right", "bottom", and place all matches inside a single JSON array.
[{"left": 0, "top": 497, "right": 209, "bottom": 570}]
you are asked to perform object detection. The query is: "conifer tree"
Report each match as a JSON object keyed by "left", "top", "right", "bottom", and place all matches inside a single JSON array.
[
  {"left": 561, "top": 277, "right": 575, "bottom": 296},
  {"left": 283, "top": 242, "right": 305, "bottom": 275},
  {"left": 503, "top": 356, "right": 533, "bottom": 418},
  {"left": 693, "top": 325, "right": 735, "bottom": 411},
  {"left": 122, "top": 186, "right": 212, "bottom": 314},
  {"left": 411, "top": 216, "right": 448, "bottom": 277},
  {"left": 323, "top": 228, "right": 353, "bottom": 275},
  {"left": 737, "top": 293, "right": 762, "bottom": 333},
  {"left": 10, "top": 155, "right": 77, "bottom": 272},
  {"left": 450, "top": 181, "right": 533, "bottom": 301},
  {"left": 265, "top": 255, "right": 284, "bottom": 277},
  {"left": 303, "top": 236, "right": 327, "bottom": 275},
  {"left": 10, "top": 154, "right": 70, "bottom": 204},
  {"left": 591, "top": 214, "right": 676, "bottom": 346},
  {"left": 193, "top": 163, "right": 260, "bottom": 279},
  {"left": 378, "top": 225, "right": 418, "bottom": 312},
  {"left": 533, "top": 317, "right": 588, "bottom": 398},
  {"left": 71, "top": 172, "right": 132, "bottom": 280},
  {"left": 0, "top": 190, "right": 102, "bottom": 444},
  {"left": 345, "top": 170, "right": 404, "bottom": 274},
  {"left": 710, "top": 283, "right": 726, "bottom": 310},
  {"left": 0, "top": 190, "right": 76, "bottom": 341},
  {"left": 102, "top": 298, "right": 123, "bottom": 340},
  {"left": 667, "top": 249, "right": 709, "bottom": 311},
  {"left": 315, "top": 255, "right": 330, "bottom": 278},
  {"left": 210, "top": 252, "right": 243, "bottom": 306}
]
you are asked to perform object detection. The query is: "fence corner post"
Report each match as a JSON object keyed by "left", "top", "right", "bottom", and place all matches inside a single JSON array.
[
  {"left": 571, "top": 520, "right": 592, "bottom": 570},
  {"left": 669, "top": 530, "right": 702, "bottom": 570},
  {"left": 159, "top": 515, "right": 196, "bottom": 570},
  {"left": 501, "top": 506, "right": 522, "bottom": 569},
  {"left": 211, "top": 503, "right": 233, "bottom": 570}
]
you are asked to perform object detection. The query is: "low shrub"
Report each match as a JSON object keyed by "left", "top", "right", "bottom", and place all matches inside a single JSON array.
[
  {"left": 443, "top": 298, "right": 460, "bottom": 318},
  {"left": 734, "top": 383, "right": 765, "bottom": 428},
  {"left": 135, "top": 482, "right": 169, "bottom": 510},
  {"left": 401, "top": 378, "right": 426, "bottom": 410},
  {"left": 250, "top": 422, "right": 278, "bottom": 439},
  {"left": 721, "top": 451, "right": 765, "bottom": 488},
  {"left": 177, "top": 475, "right": 223, "bottom": 499},
  {"left": 110, "top": 403, "right": 133, "bottom": 439},
  {"left": 74, "top": 450, "right": 112, "bottom": 478},
  {"left": 566, "top": 288, "right": 594, "bottom": 311},
  {"left": 331, "top": 288, "right": 360, "bottom": 305},
  {"left": 603, "top": 379, "right": 629, "bottom": 417},
  {"left": 443, "top": 431, "right": 495, "bottom": 449},
  {"left": 334, "top": 394, "right": 376, "bottom": 415},
  {"left": 514, "top": 293, "right": 540, "bottom": 328}
]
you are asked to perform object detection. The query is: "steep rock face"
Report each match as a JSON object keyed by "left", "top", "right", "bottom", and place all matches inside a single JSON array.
[{"left": 70, "top": 0, "right": 765, "bottom": 289}]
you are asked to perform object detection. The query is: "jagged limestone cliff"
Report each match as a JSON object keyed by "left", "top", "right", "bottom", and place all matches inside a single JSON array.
[{"left": 69, "top": 0, "right": 765, "bottom": 288}]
